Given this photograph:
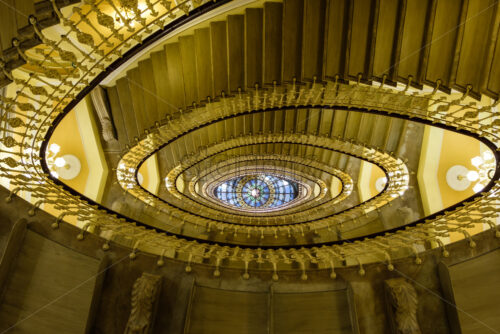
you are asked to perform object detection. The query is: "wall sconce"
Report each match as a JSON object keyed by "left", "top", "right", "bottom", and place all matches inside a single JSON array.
[
  {"left": 446, "top": 151, "right": 495, "bottom": 193},
  {"left": 46, "top": 143, "right": 81, "bottom": 180}
]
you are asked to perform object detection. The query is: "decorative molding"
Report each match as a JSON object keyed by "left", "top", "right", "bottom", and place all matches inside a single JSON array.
[
  {"left": 384, "top": 278, "right": 421, "bottom": 334},
  {"left": 124, "top": 273, "right": 162, "bottom": 334},
  {"left": 89, "top": 86, "right": 117, "bottom": 142}
]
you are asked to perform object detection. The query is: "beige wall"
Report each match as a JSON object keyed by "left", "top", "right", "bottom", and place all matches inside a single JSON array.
[{"left": 0, "top": 230, "right": 102, "bottom": 333}]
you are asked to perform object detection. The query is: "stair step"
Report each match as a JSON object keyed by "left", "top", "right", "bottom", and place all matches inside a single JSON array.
[
  {"left": 337, "top": 153, "right": 348, "bottom": 170},
  {"left": 282, "top": 0, "right": 304, "bottom": 83},
  {"left": 164, "top": 43, "right": 186, "bottom": 109},
  {"left": 425, "top": 0, "right": 463, "bottom": 89},
  {"left": 370, "top": 114, "right": 390, "bottom": 149},
  {"left": 244, "top": 8, "right": 263, "bottom": 88},
  {"left": 194, "top": 28, "right": 213, "bottom": 100},
  {"left": 306, "top": 108, "right": 321, "bottom": 135},
  {"left": 294, "top": 108, "right": 309, "bottom": 133},
  {"left": 210, "top": 21, "right": 229, "bottom": 96},
  {"left": 116, "top": 77, "right": 140, "bottom": 141},
  {"left": 385, "top": 118, "right": 405, "bottom": 153},
  {"left": 398, "top": 0, "right": 431, "bottom": 83},
  {"left": 179, "top": 35, "right": 199, "bottom": 106},
  {"left": 356, "top": 113, "right": 375, "bottom": 144},
  {"left": 331, "top": 109, "right": 348, "bottom": 138},
  {"left": 0, "top": 0, "right": 79, "bottom": 88},
  {"left": 0, "top": 0, "right": 20, "bottom": 51},
  {"left": 14, "top": 0, "right": 36, "bottom": 33},
  {"left": 348, "top": 0, "right": 376, "bottom": 80},
  {"left": 127, "top": 67, "right": 147, "bottom": 133},
  {"left": 106, "top": 85, "right": 129, "bottom": 147},
  {"left": 455, "top": 0, "right": 497, "bottom": 94},
  {"left": 150, "top": 50, "right": 171, "bottom": 116},
  {"left": 323, "top": 0, "right": 350, "bottom": 80},
  {"left": 302, "top": 0, "right": 326, "bottom": 81},
  {"left": 138, "top": 58, "right": 160, "bottom": 126},
  {"left": 343, "top": 111, "right": 362, "bottom": 140},
  {"left": 318, "top": 108, "right": 334, "bottom": 136},
  {"left": 263, "top": 2, "right": 283, "bottom": 85},
  {"left": 227, "top": 15, "right": 245, "bottom": 93},
  {"left": 372, "top": 0, "right": 401, "bottom": 80}
]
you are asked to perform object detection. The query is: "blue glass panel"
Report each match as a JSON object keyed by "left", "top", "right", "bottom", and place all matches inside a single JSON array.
[{"left": 214, "top": 174, "right": 299, "bottom": 210}]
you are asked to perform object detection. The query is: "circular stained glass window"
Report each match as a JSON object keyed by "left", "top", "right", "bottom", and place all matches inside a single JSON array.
[
  {"left": 214, "top": 174, "right": 299, "bottom": 210},
  {"left": 241, "top": 178, "right": 270, "bottom": 207}
]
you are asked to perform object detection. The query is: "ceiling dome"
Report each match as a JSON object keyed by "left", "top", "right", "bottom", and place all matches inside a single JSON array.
[{"left": 213, "top": 174, "right": 302, "bottom": 211}]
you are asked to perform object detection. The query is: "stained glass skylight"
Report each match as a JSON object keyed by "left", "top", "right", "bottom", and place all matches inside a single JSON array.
[{"left": 214, "top": 174, "right": 299, "bottom": 210}]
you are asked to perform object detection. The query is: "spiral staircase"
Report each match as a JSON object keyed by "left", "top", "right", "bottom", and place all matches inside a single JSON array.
[{"left": 0, "top": 0, "right": 499, "bottom": 333}]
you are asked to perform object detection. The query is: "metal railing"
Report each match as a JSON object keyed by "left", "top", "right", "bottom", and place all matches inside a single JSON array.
[{"left": 0, "top": 0, "right": 498, "bottom": 280}]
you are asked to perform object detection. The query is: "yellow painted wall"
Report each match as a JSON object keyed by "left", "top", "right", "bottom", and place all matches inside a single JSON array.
[
  {"left": 330, "top": 177, "right": 342, "bottom": 198},
  {"left": 48, "top": 111, "right": 90, "bottom": 193},
  {"left": 358, "top": 161, "right": 386, "bottom": 202},
  {"left": 437, "top": 131, "right": 483, "bottom": 242},
  {"left": 419, "top": 125, "right": 490, "bottom": 243},
  {"left": 138, "top": 153, "right": 160, "bottom": 195},
  {"left": 438, "top": 132, "right": 479, "bottom": 208}
]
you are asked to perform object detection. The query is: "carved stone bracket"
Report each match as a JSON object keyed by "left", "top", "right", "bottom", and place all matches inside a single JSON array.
[
  {"left": 384, "top": 278, "right": 422, "bottom": 334},
  {"left": 124, "top": 273, "right": 162, "bottom": 334},
  {"left": 90, "top": 85, "right": 117, "bottom": 142}
]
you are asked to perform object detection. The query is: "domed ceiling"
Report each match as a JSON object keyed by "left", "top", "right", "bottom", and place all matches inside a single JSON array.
[{"left": 1, "top": 0, "right": 498, "bottom": 279}]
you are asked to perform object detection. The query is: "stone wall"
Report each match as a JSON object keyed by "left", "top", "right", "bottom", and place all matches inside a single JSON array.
[{"left": 0, "top": 186, "right": 498, "bottom": 333}]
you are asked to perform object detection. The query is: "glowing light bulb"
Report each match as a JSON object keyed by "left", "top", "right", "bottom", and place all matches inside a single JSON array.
[
  {"left": 466, "top": 170, "right": 479, "bottom": 182},
  {"left": 471, "top": 156, "right": 483, "bottom": 167},
  {"left": 473, "top": 183, "right": 484, "bottom": 193},
  {"left": 482, "top": 151, "right": 494, "bottom": 161},
  {"left": 54, "top": 157, "right": 66, "bottom": 167},
  {"left": 49, "top": 143, "right": 60, "bottom": 154}
]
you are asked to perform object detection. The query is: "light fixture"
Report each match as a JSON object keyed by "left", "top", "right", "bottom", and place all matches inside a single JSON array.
[
  {"left": 472, "top": 183, "right": 484, "bottom": 193},
  {"left": 54, "top": 157, "right": 66, "bottom": 167},
  {"left": 446, "top": 150, "right": 496, "bottom": 193},
  {"left": 466, "top": 170, "right": 479, "bottom": 182},
  {"left": 471, "top": 156, "right": 483, "bottom": 167},
  {"left": 49, "top": 143, "right": 60, "bottom": 154},
  {"left": 46, "top": 144, "right": 81, "bottom": 180}
]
